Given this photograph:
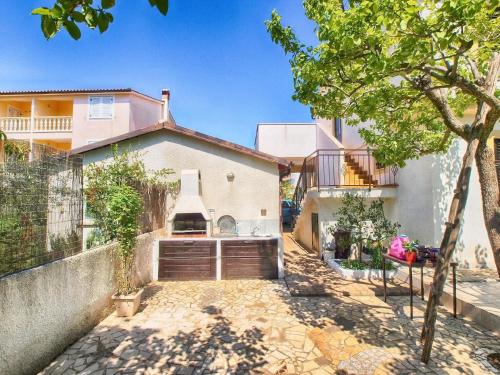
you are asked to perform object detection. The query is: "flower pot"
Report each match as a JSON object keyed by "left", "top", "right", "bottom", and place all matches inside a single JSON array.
[
  {"left": 406, "top": 251, "right": 417, "bottom": 264},
  {"left": 112, "top": 288, "right": 143, "bottom": 317}
]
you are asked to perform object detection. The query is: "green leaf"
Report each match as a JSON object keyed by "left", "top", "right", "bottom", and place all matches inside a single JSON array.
[
  {"left": 150, "top": 0, "right": 169, "bottom": 15},
  {"left": 51, "top": 4, "right": 63, "bottom": 18},
  {"left": 85, "top": 10, "right": 97, "bottom": 27},
  {"left": 32, "top": 7, "right": 52, "bottom": 16},
  {"left": 101, "top": 0, "right": 116, "bottom": 10},
  {"left": 41, "top": 16, "right": 57, "bottom": 39},
  {"left": 71, "top": 11, "right": 85, "bottom": 23},
  {"left": 97, "top": 13, "right": 109, "bottom": 33},
  {"left": 64, "top": 20, "right": 81, "bottom": 40}
]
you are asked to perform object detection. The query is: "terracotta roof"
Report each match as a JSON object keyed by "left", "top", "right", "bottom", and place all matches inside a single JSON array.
[
  {"left": 0, "top": 88, "right": 162, "bottom": 102},
  {"left": 71, "top": 122, "right": 290, "bottom": 168}
]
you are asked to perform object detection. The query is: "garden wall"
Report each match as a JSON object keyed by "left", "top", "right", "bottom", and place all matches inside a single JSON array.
[{"left": 0, "top": 230, "right": 159, "bottom": 375}]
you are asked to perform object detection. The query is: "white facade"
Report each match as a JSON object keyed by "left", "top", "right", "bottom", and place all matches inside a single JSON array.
[
  {"left": 256, "top": 118, "right": 499, "bottom": 269},
  {"left": 82, "top": 128, "right": 282, "bottom": 238}
]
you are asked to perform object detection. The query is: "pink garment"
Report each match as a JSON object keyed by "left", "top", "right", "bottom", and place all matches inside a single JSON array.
[{"left": 388, "top": 236, "right": 409, "bottom": 260}]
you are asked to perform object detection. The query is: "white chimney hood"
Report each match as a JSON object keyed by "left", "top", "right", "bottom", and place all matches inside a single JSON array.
[{"left": 167, "top": 169, "right": 211, "bottom": 221}]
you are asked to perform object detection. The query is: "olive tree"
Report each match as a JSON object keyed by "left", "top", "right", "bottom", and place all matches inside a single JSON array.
[{"left": 266, "top": 0, "right": 499, "bottom": 362}]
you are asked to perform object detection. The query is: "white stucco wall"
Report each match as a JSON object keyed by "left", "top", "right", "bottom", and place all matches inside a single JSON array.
[
  {"left": 293, "top": 194, "right": 318, "bottom": 250},
  {"left": 128, "top": 95, "right": 162, "bottom": 131},
  {"left": 83, "top": 130, "right": 281, "bottom": 236},
  {"left": 255, "top": 123, "right": 317, "bottom": 158},
  {"left": 316, "top": 119, "right": 344, "bottom": 150},
  {"left": 395, "top": 138, "right": 494, "bottom": 269},
  {"left": 432, "top": 139, "right": 492, "bottom": 268},
  {"left": 395, "top": 156, "right": 436, "bottom": 246},
  {"left": 72, "top": 94, "right": 131, "bottom": 148},
  {"left": 0, "top": 231, "right": 157, "bottom": 375}
]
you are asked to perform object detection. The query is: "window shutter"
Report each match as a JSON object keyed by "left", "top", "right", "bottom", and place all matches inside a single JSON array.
[{"left": 89, "top": 96, "right": 114, "bottom": 119}]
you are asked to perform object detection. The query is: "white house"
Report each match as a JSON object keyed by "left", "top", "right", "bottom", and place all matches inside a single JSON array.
[
  {"left": 73, "top": 121, "right": 289, "bottom": 281},
  {"left": 256, "top": 114, "right": 500, "bottom": 269}
]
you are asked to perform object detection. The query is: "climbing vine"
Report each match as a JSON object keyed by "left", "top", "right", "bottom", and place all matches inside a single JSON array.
[{"left": 85, "top": 145, "right": 178, "bottom": 295}]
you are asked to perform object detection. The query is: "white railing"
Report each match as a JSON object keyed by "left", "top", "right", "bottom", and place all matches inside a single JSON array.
[
  {"left": 34, "top": 116, "right": 72, "bottom": 132},
  {"left": 0, "top": 117, "right": 31, "bottom": 132},
  {"left": 0, "top": 116, "right": 73, "bottom": 133}
]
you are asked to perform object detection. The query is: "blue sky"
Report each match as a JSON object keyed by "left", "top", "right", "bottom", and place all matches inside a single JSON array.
[{"left": 0, "top": 1, "right": 317, "bottom": 147}]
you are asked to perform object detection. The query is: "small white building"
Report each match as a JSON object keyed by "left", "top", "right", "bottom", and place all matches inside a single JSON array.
[
  {"left": 73, "top": 121, "right": 289, "bottom": 280},
  {"left": 256, "top": 115, "right": 500, "bottom": 269}
]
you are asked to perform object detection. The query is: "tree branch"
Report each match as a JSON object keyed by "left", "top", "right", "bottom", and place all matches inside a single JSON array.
[
  {"left": 406, "top": 76, "right": 466, "bottom": 138},
  {"left": 465, "top": 55, "right": 483, "bottom": 82},
  {"left": 419, "top": 64, "right": 500, "bottom": 111}
]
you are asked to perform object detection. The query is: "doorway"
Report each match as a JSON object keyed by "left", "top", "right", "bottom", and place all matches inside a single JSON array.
[{"left": 311, "top": 213, "right": 319, "bottom": 253}]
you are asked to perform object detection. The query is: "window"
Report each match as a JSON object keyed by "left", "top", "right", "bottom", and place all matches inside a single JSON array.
[
  {"left": 7, "top": 105, "right": 22, "bottom": 117},
  {"left": 88, "top": 96, "right": 114, "bottom": 119},
  {"left": 334, "top": 118, "right": 342, "bottom": 143}
]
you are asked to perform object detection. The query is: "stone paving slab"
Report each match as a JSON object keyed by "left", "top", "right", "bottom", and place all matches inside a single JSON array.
[
  {"left": 40, "top": 279, "right": 499, "bottom": 375},
  {"left": 283, "top": 233, "right": 410, "bottom": 297}
]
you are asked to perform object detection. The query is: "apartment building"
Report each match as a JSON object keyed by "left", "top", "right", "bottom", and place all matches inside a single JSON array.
[
  {"left": 0, "top": 88, "right": 173, "bottom": 150},
  {"left": 256, "top": 115, "right": 499, "bottom": 269}
]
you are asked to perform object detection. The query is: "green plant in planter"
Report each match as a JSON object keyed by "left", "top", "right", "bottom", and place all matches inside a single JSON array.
[
  {"left": 329, "top": 193, "right": 371, "bottom": 262},
  {"left": 329, "top": 193, "right": 399, "bottom": 263},
  {"left": 340, "top": 259, "right": 367, "bottom": 270},
  {"left": 366, "top": 199, "right": 400, "bottom": 269},
  {"left": 108, "top": 185, "right": 143, "bottom": 295},
  {"left": 329, "top": 193, "right": 399, "bottom": 272}
]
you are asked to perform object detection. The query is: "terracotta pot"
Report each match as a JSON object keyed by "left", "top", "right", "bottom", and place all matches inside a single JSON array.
[
  {"left": 406, "top": 251, "right": 417, "bottom": 264},
  {"left": 112, "top": 288, "right": 143, "bottom": 317}
]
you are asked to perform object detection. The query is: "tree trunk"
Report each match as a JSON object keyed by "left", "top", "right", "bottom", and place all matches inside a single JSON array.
[
  {"left": 420, "top": 138, "right": 479, "bottom": 363},
  {"left": 475, "top": 140, "right": 500, "bottom": 276}
]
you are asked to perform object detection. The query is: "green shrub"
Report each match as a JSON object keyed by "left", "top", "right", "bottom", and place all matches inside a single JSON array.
[
  {"left": 340, "top": 259, "right": 368, "bottom": 270},
  {"left": 329, "top": 193, "right": 400, "bottom": 261},
  {"left": 49, "top": 230, "right": 81, "bottom": 257},
  {"left": 367, "top": 248, "right": 395, "bottom": 270},
  {"left": 84, "top": 146, "right": 177, "bottom": 295},
  {"left": 85, "top": 228, "right": 108, "bottom": 250}
]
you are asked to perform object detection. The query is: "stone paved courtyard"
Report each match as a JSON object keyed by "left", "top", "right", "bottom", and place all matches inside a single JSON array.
[
  {"left": 41, "top": 279, "right": 500, "bottom": 375},
  {"left": 39, "top": 234, "right": 500, "bottom": 375}
]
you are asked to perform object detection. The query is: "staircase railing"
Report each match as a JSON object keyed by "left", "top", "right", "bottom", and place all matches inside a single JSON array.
[{"left": 292, "top": 149, "right": 398, "bottom": 208}]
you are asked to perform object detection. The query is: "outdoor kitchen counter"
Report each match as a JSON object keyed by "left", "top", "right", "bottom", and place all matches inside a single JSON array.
[{"left": 153, "top": 236, "right": 284, "bottom": 281}]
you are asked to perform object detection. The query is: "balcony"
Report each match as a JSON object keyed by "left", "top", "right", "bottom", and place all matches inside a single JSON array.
[
  {"left": 0, "top": 116, "right": 72, "bottom": 133},
  {"left": 293, "top": 149, "right": 398, "bottom": 207}
]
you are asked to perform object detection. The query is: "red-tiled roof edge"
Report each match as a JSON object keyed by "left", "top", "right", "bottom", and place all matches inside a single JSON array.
[
  {"left": 0, "top": 88, "right": 162, "bottom": 102},
  {"left": 70, "top": 121, "right": 290, "bottom": 168}
]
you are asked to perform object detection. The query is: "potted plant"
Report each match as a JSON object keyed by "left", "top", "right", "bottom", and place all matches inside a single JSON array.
[
  {"left": 84, "top": 146, "right": 177, "bottom": 317},
  {"left": 107, "top": 185, "right": 144, "bottom": 317},
  {"left": 404, "top": 240, "right": 419, "bottom": 264}
]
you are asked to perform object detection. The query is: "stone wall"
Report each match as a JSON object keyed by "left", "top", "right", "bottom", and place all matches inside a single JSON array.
[{"left": 0, "top": 230, "right": 159, "bottom": 375}]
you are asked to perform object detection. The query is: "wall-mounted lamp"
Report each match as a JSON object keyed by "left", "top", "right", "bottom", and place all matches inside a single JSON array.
[{"left": 226, "top": 172, "right": 235, "bottom": 182}]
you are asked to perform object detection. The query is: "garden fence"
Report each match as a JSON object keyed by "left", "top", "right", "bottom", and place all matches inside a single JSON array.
[{"left": 0, "top": 143, "right": 83, "bottom": 278}]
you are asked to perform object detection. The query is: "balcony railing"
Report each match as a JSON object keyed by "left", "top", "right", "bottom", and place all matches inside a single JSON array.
[
  {"left": 293, "top": 149, "right": 398, "bottom": 208},
  {"left": 35, "top": 116, "right": 72, "bottom": 132},
  {"left": 0, "top": 116, "right": 72, "bottom": 133},
  {"left": 0, "top": 117, "right": 31, "bottom": 132}
]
